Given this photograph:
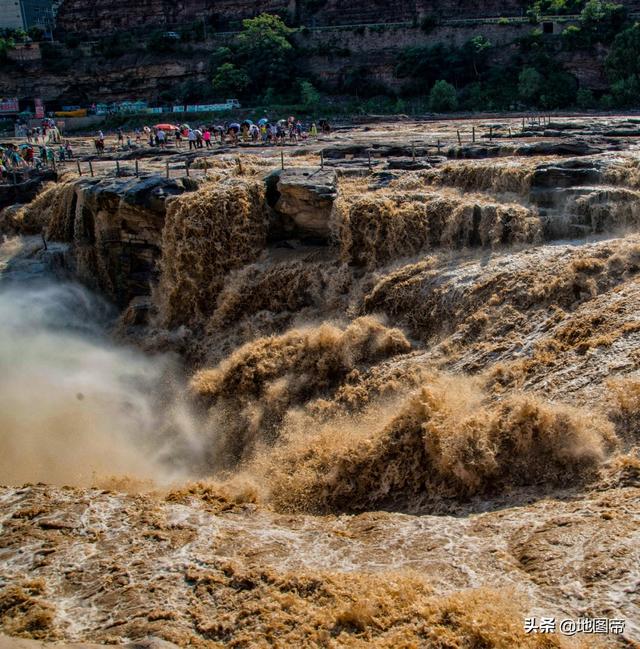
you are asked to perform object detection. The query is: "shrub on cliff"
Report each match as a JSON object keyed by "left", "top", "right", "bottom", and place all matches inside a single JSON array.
[
  {"left": 610, "top": 74, "right": 640, "bottom": 107},
  {"left": 0, "top": 37, "right": 14, "bottom": 62},
  {"left": 300, "top": 81, "right": 321, "bottom": 108},
  {"left": 212, "top": 63, "right": 250, "bottom": 96},
  {"left": 606, "top": 23, "right": 640, "bottom": 82},
  {"left": 147, "top": 31, "right": 178, "bottom": 53},
  {"left": 429, "top": 80, "right": 458, "bottom": 112},
  {"left": 518, "top": 67, "right": 543, "bottom": 103},
  {"left": 577, "top": 87, "right": 597, "bottom": 108}
]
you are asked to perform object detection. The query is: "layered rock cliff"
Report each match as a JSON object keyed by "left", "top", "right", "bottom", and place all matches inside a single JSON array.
[{"left": 56, "top": 0, "right": 535, "bottom": 37}]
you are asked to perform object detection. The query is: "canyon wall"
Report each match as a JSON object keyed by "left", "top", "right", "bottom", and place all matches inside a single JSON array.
[
  {"left": 55, "top": 0, "right": 536, "bottom": 36},
  {"left": 3, "top": 0, "right": 639, "bottom": 103}
]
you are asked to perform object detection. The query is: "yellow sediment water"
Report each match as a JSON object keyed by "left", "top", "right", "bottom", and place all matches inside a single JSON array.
[{"left": 3, "top": 125, "right": 640, "bottom": 646}]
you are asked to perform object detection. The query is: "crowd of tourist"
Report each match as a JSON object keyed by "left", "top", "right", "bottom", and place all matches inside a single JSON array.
[
  {"left": 0, "top": 140, "right": 74, "bottom": 181},
  {"left": 94, "top": 117, "right": 331, "bottom": 153},
  {"left": 15, "top": 119, "right": 63, "bottom": 146},
  {"left": 1, "top": 114, "right": 332, "bottom": 182}
]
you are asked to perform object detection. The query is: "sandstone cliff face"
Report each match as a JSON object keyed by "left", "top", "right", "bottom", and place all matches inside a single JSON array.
[
  {"left": 56, "top": 0, "right": 293, "bottom": 35},
  {"left": 56, "top": 0, "right": 534, "bottom": 37},
  {"left": 0, "top": 53, "right": 211, "bottom": 104},
  {"left": 5, "top": 0, "right": 637, "bottom": 104},
  {"left": 54, "top": 0, "right": 640, "bottom": 37}
]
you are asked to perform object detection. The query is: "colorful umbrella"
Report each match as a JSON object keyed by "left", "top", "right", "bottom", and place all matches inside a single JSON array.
[{"left": 154, "top": 124, "right": 179, "bottom": 131}]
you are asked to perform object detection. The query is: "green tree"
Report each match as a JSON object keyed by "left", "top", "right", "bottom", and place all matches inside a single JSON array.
[
  {"left": 579, "top": 0, "right": 627, "bottom": 43},
  {"left": 235, "top": 14, "right": 295, "bottom": 93},
  {"left": 0, "top": 37, "right": 15, "bottom": 61},
  {"left": 562, "top": 25, "right": 586, "bottom": 49},
  {"left": 178, "top": 79, "right": 209, "bottom": 103},
  {"left": 428, "top": 80, "right": 458, "bottom": 112},
  {"left": 518, "top": 66, "right": 543, "bottom": 102},
  {"left": 27, "top": 27, "right": 43, "bottom": 41},
  {"left": 577, "top": 87, "right": 596, "bottom": 108},
  {"left": 611, "top": 74, "right": 640, "bottom": 106},
  {"left": 300, "top": 81, "right": 320, "bottom": 108},
  {"left": 212, "top": 63, "right": 250, "bottom": 96},
  {"left": 209, "top": 46, "right": 232, "bottom": 71},
  {"left": 262, "top": 87, "right": 277, "bottom": 105},
  {"left": 529, "top": 0, "right": 584, "bottom": 20},
  {"left": 539, "top": 70, "right": 578, "bottom": 108},
  {"left": 606, "top": 23, "right": 640, "bottom": 82}
]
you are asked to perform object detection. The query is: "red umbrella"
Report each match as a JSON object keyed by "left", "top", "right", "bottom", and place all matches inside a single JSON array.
[{"left": 153, "top": 124, "right": 179, "bottom": 131}]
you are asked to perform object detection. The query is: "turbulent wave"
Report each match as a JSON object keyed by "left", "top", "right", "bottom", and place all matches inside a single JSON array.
[
  {"left": 191, "top": 316, "right": 411, "bottom": 467},
  {"left": 260, "top": 374, "right": 617, "bottom": 513}
]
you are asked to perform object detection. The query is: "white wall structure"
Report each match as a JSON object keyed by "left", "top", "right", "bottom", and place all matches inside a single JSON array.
[{"left": 0, "top": 0, "right": 26, "bottom": 29}]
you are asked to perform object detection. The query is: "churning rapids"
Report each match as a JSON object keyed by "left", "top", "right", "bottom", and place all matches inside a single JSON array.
[
  {"left": 3, "top": 122, "right": 640, "bottom": 647},
  {"left": 1, "top": 236, "right": 639, "bottom": 649}
]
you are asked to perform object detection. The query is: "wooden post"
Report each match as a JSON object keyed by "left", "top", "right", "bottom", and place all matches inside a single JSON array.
[
  {"left": 457, "top": 130, "right": 461, "bottom": 146},
  {"left": 412, "top": 142, "right": 416, "bottom": 161},
  {"left": 116, "top": 161, "right": 120, "bottom": 177},
  {"left": 437, "top": 139, "right": 441, "bottom": 153},
  {"left": 166, "top": 161, "right": 169, "bottom": 179},
  {"left": 281, "top": 150, "right": 284, "bottom": 170},
  {"left": 76, "top": 160, "right": 82, "bottom": 176},
  {"left": 52, "top": 156, "right": 56, "bottom": 172},
  {"left": 472, "top": 126, "right": 476, "bottom": 143},
  {"left": 135, "top": 159, "right": 139, "bottom": 177},
  {"left": 89, "top": 161, "right": 94, "bottom": 177},
  {"left": 368, "top": 150, "right": 372, "bottom": 171},
  {"left": 236, "top": 156, "right": 243, "bottom": 175},
  {"left": 522, "top": 117, "right": 525, "bottom": 131},
  {"left": 185, "top": 161, "right": 190, "bottom": 177}
]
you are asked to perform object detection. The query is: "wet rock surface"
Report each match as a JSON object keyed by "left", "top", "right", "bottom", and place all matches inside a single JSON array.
[{"left": 269, "top": 167, "right": 338, "bottom": 240}]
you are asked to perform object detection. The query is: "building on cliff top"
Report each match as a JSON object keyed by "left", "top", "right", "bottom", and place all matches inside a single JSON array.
[{"left": 0, "top": 0, "right": 58, "bottom": 32}]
